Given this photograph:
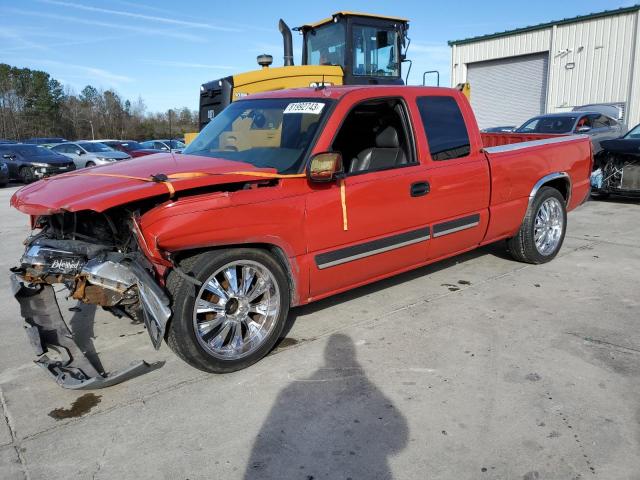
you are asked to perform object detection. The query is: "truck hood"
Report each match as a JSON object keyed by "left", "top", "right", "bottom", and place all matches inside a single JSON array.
[{"left": 11, "top": 153, "right": 281, "bottom": 215}]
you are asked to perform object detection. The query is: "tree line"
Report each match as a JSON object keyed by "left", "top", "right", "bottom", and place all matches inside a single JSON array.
[{"left": 0, "top": 63, "right": 198, "bottom": 141}]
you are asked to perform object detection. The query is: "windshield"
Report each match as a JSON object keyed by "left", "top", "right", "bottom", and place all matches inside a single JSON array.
[
  {"left": 79, "top": 142, "right": 115, "bottom": 153},
  {"left": 352, "top": 26, "right": 399, "bottom": 77},
  {"left": 624, "top": 124, "right": 640, "bottom": 139},
  {"left": 184, "top": 98, "right": 331, "bottom": 174},
  {"left": 305, "top": 22, "right": 346, "bottom": 66},
  {"left": 516, "top": 116, "right": 577, "bottom": 134}
]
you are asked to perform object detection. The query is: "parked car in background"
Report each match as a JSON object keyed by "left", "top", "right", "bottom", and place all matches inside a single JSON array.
[
  {"left": 0, "top": 144, "right": 75, "bottom": 183},
  {"left": 140, "top": 139, "right": 185, "bottom": 152},
  {"left": 573, "top": 103, "right": 625, "bottom": 123},
  {"left": 591, "top": 123, "right": 640, "bottom": 198},
  {"left": 51, "top": 141, "right": 131, "bottom": 168},
  {"left": 481, "top": 126, "right": 516, "bottom": 133},
  {"left": 99, "top": 140, "right": 163, "bottom": 158},
  {"left": 0, "top": 161, "right": 9, "bottom": 186},
  {"left": 515, "top": 112, "right": 625, "bottom": 153},
  {"left": 0, "top": 139, "right": 17, "bottom": 144},
  {"left": 24, "top": 137, "right": 68, "bottom": 145}
]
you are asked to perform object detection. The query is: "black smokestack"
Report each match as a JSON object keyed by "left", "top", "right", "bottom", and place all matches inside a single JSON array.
[{"left": 279, "top": 19, "right": 294, "bottom": 66}]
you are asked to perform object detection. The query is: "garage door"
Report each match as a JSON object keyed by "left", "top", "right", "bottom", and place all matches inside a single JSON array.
[{"left": 466, "top": 53, "right": 549, "bottom": 130}]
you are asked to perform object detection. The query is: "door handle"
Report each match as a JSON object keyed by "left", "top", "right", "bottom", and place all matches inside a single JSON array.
[{"left": 410, "top": 181, "right": 430, "bottom": 197}]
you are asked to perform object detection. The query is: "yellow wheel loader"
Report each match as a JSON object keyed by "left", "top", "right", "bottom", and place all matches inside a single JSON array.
[{"left": 199, "top": 12, "right": 410, "bottom": 129}]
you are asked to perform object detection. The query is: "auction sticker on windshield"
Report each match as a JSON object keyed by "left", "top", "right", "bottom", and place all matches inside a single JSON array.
[{"left": 283, "top": 102, "right": 325, "bottom": 115}]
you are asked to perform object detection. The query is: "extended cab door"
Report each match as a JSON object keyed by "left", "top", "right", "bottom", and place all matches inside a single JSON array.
[
  {"left": 413, "top": 92, "right": 491, "bottom": 260},
  {"left": 304, "top": 92, "right": 433, "bottom": 299}
]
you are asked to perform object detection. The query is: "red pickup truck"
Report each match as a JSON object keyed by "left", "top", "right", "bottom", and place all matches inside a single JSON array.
[{"left": 10, "top": 86, "right": 592, "bottom": 388}]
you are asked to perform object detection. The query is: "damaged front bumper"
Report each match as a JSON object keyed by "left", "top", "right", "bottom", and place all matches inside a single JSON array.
[{"left": 11, "top": 250, "right": 172, "bottom": 389}]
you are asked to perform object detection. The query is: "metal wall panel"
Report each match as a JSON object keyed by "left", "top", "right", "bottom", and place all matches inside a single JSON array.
[
  {"left": 451, "top": 30, "right": 551, "bottom": 85},
  {"left": 548, "top": 13, "right": 637, "bottom": 115},
  {"left": 466, "top": 54, "right": 549, "bottom": 129},
  {"left": 451, "top": 10, "right": 640, "bottom": 127},
  {"left": 629, "top": 12, "right": 640, "bottom": 127}
]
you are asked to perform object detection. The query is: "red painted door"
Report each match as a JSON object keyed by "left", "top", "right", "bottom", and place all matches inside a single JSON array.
[
  {"left": 305, "top": 164, "right": 433, "bottom": 298},
  {"left": 411, "top": 93, "right": 491, "bottom": 260},
  {"left": 304, "top": 93, "right": 435, "bottom": 299}
]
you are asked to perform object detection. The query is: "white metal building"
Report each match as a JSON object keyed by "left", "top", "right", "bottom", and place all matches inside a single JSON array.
[{"left": 448, "top": 5, "right": 640, "bottom": 129}]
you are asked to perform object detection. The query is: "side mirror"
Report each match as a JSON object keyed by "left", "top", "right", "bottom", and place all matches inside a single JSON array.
[
  {"left": 576, "top": 126, "right": 591, "bottom": 133},
  {"left": 2, "top": 154, "right": 14, "bottom": 159},
  {"left": 76, "top": 149, "right": 84, "bottom": 155},
  {"left": 307, "top": 152, "right": 343, "bottom": 183}
]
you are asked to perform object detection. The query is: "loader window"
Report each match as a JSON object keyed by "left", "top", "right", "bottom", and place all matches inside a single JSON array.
[
  {"left": 183, "top": 98, "right": 331, "bottom": 174},
  {"left": 352, "top": 26, "right": 399, "bottom": 77},
  {"left": 305, "top": 22, "right": 346, "bottom": 66}
]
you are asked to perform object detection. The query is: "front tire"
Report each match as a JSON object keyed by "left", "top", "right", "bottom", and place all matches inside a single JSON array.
[
  {"left": 166, "top": 248, "right": 290, "bottom": 373},
  {"left": 19, "top": 166, "right": 34, "bottom": 184},
  {"left": 508, "top": 186, "right": 567, "bottom": 264}
]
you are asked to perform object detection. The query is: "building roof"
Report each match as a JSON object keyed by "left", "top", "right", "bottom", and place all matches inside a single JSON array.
[{"left": 448, "top": 4, "right": 640, "bottom": 46}]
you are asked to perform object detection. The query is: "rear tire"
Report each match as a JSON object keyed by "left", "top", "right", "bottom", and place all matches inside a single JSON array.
[
  {"left": 508, "top": 186, "right": 567, "bottom": 264},
  {"left": 166, "top": 248, "right": 290, "bottom": 373}
]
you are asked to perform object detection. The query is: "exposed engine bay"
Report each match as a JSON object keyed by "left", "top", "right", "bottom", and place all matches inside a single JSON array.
[
  {"left": 11, "top": 208, "right": 172, "bottom": 389},
  {"left": 591, "top": 150, "right": 640, "bottom": 195}
]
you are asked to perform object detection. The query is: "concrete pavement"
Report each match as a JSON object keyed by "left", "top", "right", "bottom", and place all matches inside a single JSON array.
[{"left": 1, "top": 183, "right": 639, "bottom": 479}]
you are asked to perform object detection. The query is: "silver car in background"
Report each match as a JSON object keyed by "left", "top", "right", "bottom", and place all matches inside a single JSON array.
[
  {"left": 140, "top": 139, "right": 185, "bottom": 153},
  {"left": 515, "top": 112, "right": 626, "bottom": 153},
  {"left": 50, "top": 141, "right": 131, "bottom": 169}
]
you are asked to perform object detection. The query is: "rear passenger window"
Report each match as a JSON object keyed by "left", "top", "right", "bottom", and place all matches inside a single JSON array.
[{"left": 417, "top": 96, "right": 470, "bottom": 161}]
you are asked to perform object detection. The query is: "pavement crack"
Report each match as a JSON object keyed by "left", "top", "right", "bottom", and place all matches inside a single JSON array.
[
  {"left": 91, "top": 446, "right": 108, "bottom": 480},
  {"left": 566, "top": 235, "right": 640, "bottom": 250},
  {"left": 0, "top": 387, "right": 30, "bottom": 480},
  {"left": 565, "top": 332, "right": 640, "bottom": 355}
]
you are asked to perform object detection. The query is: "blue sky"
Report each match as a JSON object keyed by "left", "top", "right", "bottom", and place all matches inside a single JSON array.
[{"left": 0, "top": 0, "right": 636, "bottom": 112}]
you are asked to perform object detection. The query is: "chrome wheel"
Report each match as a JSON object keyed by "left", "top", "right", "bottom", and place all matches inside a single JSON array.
[
  {"left": 534, "top": 197, "right": 564, "bottom": 256},
  {"left": 192, "top": 260, "right": 281, "bottom": 360}
]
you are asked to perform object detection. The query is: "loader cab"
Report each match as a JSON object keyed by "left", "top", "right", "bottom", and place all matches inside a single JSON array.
[
  {"left": 300, "top": 12, "right": 408, "bottom": 86},
  {"left": 199, "top": 12, "right": 409, "bottom": 130}
]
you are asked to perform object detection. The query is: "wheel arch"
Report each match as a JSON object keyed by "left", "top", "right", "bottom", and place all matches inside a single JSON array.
[
  {"left": 170, "top": 242, "right": 300, "bottom": 307},
  {"left": 529, "top": 172, "right": 571, "bottom": 206}
]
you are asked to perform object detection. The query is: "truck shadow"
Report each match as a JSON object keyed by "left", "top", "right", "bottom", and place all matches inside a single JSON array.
[
  {"left": 245, "top": 333, "right": 408, "bottom": 479},
  {"left": 280, "top": 241, "right": 510, "bottom": 339}
]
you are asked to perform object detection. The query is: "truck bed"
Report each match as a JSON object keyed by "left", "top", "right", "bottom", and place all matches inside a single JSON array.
[
  {"left": 479, "top": 132, "right": 593, "bottom": 242},
  {"left": 480, "top": 132, "right": 561, "bottom": 148}
]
